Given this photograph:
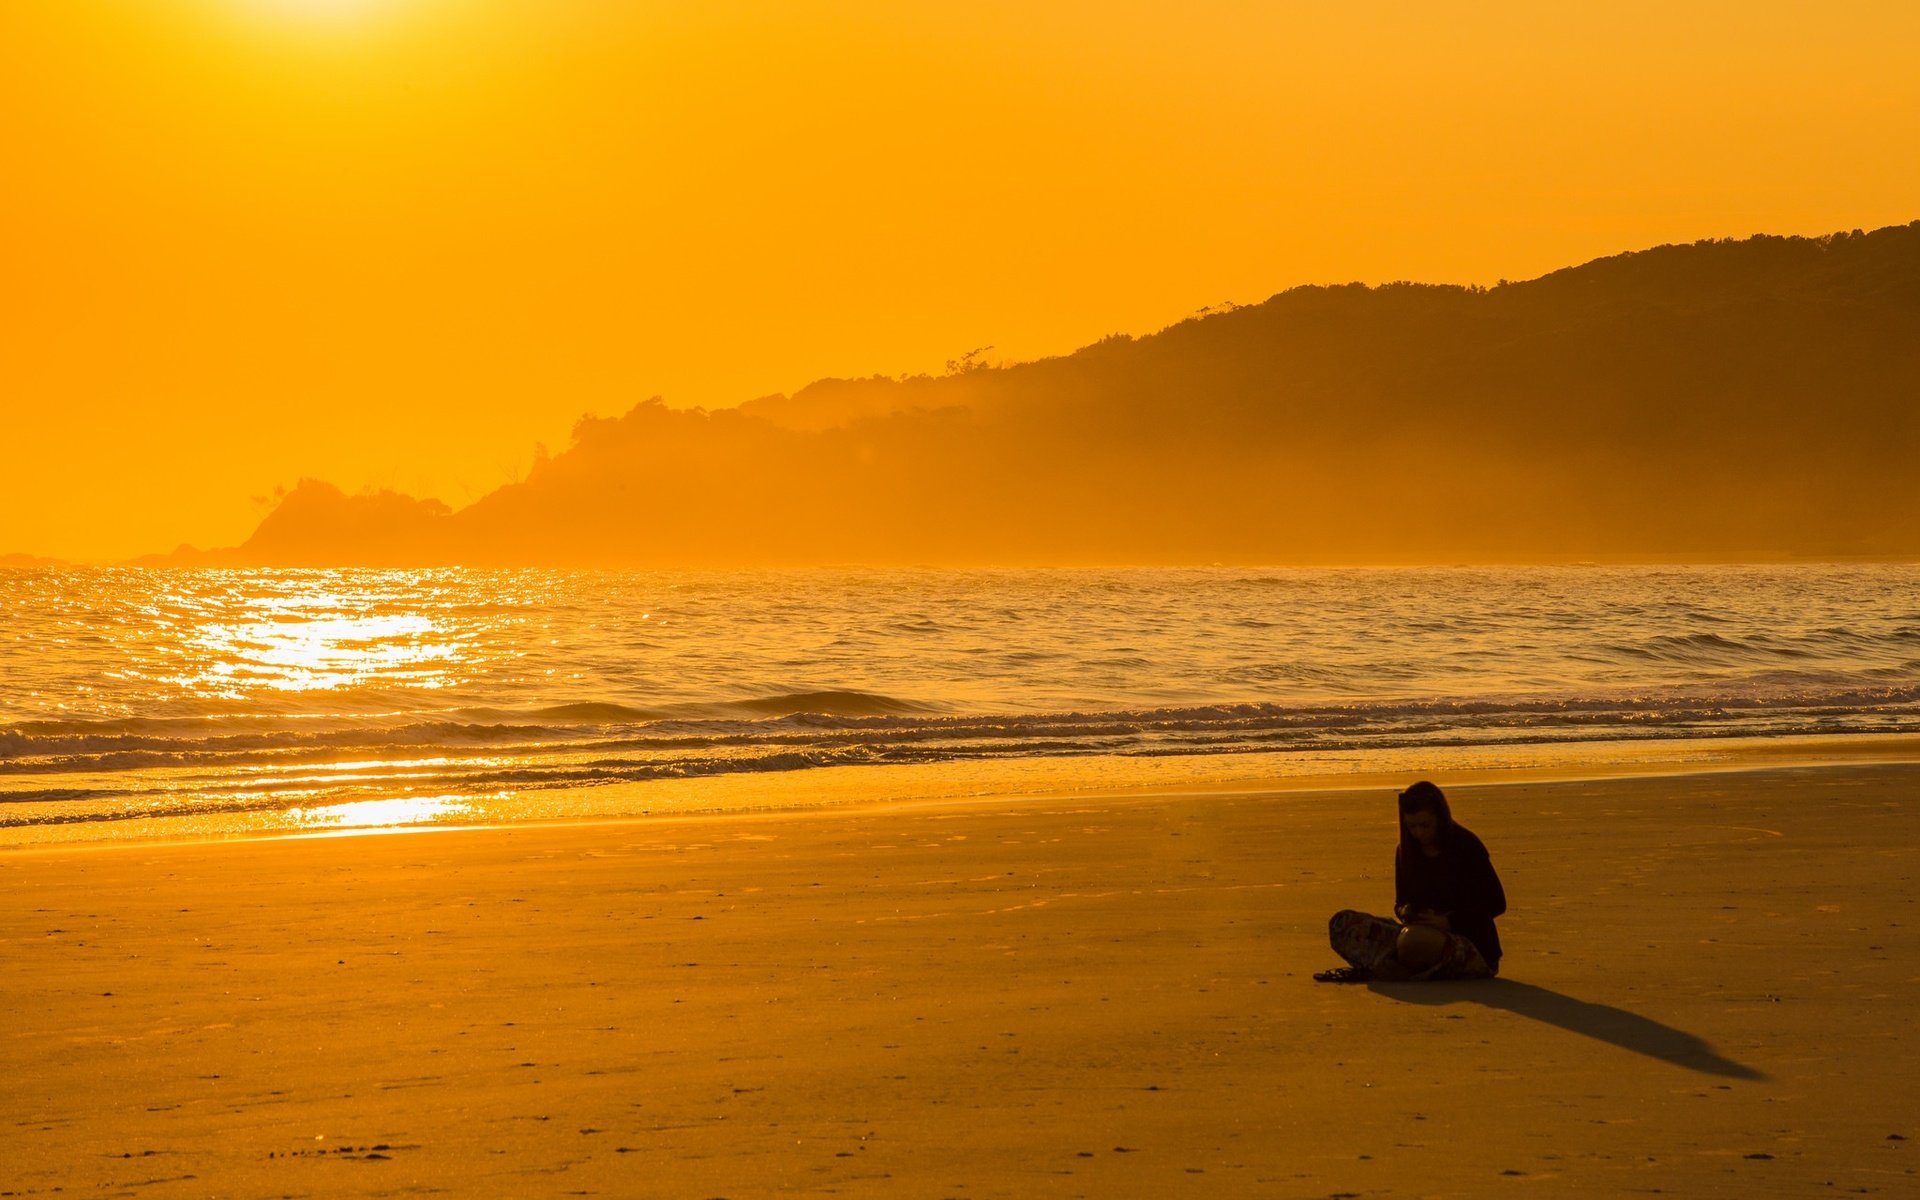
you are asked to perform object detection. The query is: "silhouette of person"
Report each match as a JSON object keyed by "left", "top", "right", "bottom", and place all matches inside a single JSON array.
[{"left": 1317, "top": 781, "right": 1506, "bottom": 982}]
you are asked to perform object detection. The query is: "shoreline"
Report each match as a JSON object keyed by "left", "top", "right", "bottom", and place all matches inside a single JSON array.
[
  {"left": 5, "top": 761, "right": 1914, "bottom": 1196},
  {"left": 6, "top": 728, "right": 1918, "bottom": 854}
]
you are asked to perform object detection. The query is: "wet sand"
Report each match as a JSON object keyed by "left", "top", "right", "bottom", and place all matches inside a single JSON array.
[{"left": 4, "top": 763, "right": 1916, "bottom": 1197}]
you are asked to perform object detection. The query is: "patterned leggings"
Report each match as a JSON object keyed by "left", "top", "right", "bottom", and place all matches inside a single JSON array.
[{"left": 1328, "top": 909, "right": 1495, "bottom": 980}]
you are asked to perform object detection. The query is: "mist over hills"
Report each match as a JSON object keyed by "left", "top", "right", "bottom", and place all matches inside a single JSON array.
[{"left": 151, "top": 222, "right": 1920, "bottom": 566}]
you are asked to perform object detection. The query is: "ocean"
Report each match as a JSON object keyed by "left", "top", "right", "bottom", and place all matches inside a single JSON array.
[{"left": 2, "top": 565, "right": 1915, "bottom": 841}]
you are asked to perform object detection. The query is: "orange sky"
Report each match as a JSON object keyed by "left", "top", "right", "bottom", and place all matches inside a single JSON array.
[{"left": 4, "top": 0, "right": 1917, "bottom": 562}]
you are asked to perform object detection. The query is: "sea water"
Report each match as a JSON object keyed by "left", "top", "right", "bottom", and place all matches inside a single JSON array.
[{"left": 2, "top": 565, "right": 1915, "bottom": 839}]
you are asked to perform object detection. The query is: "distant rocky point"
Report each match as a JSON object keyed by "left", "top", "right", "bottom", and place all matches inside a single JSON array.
[{"left": 144, "top": 221, "right": 1920, "bottom": 566}]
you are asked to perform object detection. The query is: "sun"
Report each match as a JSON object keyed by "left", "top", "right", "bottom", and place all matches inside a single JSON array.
[
  {"left": 231, "top": 0, "right": 416, "bottom": 30},
  {"left": 263, "top": 0, "right": 389, "bottom": 14}
]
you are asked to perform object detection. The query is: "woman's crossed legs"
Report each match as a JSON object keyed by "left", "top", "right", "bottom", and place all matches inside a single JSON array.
[{"left": 1326, "top": 909, "right": 1492, "bottom": 981}]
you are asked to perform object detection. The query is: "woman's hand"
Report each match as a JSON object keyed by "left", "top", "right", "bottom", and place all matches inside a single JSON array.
[{"left": 1403, "top": 909, "right": 1451, "bottom": 930}]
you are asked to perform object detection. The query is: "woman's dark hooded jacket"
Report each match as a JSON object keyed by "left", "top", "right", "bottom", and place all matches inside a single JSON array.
[{"left": 1396, "top": 821, "right": 1507, "bottom": 970}]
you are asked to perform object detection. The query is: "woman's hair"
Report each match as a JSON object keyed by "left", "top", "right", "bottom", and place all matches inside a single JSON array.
[{"left": 1397, "top": 780, "right": 1455, "bottom": 851}]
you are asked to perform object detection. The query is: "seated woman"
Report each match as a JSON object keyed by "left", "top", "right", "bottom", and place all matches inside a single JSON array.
[{"left": 1316, "top": 781, "right": 1505, "bottom": 982}]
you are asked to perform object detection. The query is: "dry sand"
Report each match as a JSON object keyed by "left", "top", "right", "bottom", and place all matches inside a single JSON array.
[{"left": 3, "top": 763, "right": 1916, "bottom": 1197}]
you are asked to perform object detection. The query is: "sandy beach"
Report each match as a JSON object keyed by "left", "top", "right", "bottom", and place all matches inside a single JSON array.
[{"left": 4, "top": 761, "right": 1915, "bottom": 1197}]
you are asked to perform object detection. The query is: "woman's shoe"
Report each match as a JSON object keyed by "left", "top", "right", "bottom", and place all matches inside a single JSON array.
[{"left": 1312, "top": 965, "right": 1372, "bottom": 983}]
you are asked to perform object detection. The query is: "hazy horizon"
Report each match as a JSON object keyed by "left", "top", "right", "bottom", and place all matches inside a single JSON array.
[
  {"left": 21, "top": 217, "right": 1918, "bottom": 566},
  {"left": 10, "top": 220, "right": 1898, "bottom": 569}
]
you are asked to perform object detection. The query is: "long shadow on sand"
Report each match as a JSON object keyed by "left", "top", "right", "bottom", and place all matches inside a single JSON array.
[{"left": 1367, "top": 979, "right": 1767, "bottom": 1080}]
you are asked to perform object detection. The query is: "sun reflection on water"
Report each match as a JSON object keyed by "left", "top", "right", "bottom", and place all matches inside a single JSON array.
[
  {"left": 285, "top": 793, "right": 483, "bottom": 834},
  {"left": 171, "top": 583, "right": 469, "bottom": 698},
  {"left": 92, "top": 572, "right": 516, "bottom": 836}
]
